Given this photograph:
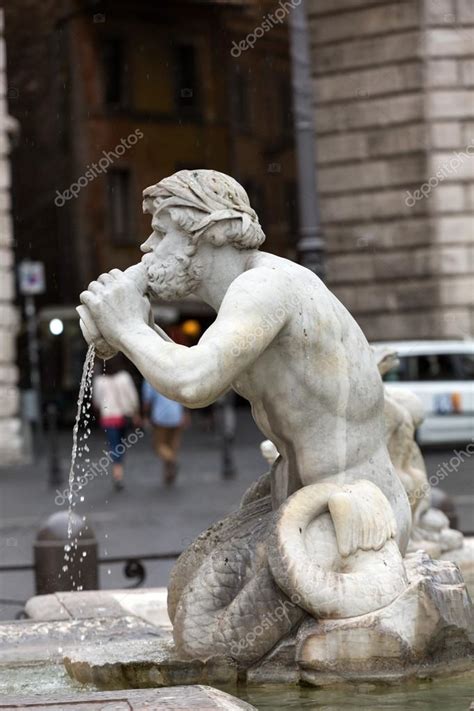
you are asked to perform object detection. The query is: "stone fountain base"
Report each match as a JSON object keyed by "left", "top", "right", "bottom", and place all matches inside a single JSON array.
[
  {"left": 295, "top": 551, "right": 474, "bottom": 686},
  {"left": 440, "top": 536, "right": 474, "bottom": 594},
  {"left": 23, "top": 551, "right": 473, "bottom": 690}
]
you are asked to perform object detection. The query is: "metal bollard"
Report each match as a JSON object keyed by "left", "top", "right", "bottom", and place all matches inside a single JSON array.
[{"left": 34, "top": 511, "right": 98, "bottom": 594}]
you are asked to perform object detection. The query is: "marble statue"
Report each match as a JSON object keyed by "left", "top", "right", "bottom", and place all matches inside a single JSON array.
[{"left": 78, "top": 170, "right": 473, "bottom": 678}]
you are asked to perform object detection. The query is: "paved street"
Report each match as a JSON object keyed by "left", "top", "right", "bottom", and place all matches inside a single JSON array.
[{"left": 0, "top": 406, "right": 472, "bottom": 620}]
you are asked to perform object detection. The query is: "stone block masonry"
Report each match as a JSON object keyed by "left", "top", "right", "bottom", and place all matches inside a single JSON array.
[
  {"left": 308, "top": 0, "right": 474, "bottom": 340},
  {"left": 0, "top": 9, "right": 22, "bottom": 464}
]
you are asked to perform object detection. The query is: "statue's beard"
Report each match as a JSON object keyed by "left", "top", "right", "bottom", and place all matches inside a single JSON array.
[{"left": 146, "top": 254, "right": 203, "bottom": 301}]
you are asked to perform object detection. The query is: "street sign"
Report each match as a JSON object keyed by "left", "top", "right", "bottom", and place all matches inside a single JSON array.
[{"left": 18, "top": 260, "right": 46, "bottom": 295}]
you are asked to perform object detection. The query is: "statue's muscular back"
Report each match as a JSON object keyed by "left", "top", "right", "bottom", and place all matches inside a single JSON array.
[{"left": 229, "top": 252, "right": 411, "bottom": 550}]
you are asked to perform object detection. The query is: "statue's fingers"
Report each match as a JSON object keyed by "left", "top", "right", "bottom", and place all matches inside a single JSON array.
[
  {"left": 86, "top": 280, "right": 103, "bottom": 294},
  {"left": 79, "top": 317, "right": 94, "bottom": 346},
  {"left": 109, "top": 268, "right": 123, "bottom": 279},
  {"left": 77, "top": 304, "right": 102, "bottom": 339},
  {"left": 80, "top": 290, "right": 98, "bottom": 308},
  {"left": 97, "top": 273, "right": 114, "bottom": 285}
]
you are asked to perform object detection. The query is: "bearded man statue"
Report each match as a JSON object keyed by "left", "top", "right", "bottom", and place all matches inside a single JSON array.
[{"left": 77, "top": 170, "right": 471, "bottom": 674}]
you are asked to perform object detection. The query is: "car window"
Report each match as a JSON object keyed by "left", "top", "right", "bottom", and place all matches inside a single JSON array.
[
  {"left": 383, "top": 353, "right": 467, "bottom": 382},
  {"left": 416, "top": 354, "right": 459, "bottom": 381},
  {"left": 455, "top": 353, "right": 474, "bottom": 380},
  {"left": 383, "top": 355, "right": 417, "bottom": 382}
]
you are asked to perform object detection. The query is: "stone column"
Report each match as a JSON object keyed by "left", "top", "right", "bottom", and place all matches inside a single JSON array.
[
  {"left": 0, "top": 9, "right": 22, "bottom": 464},
  {"left": 307, "top": 0, "right": 473, "bottom": 340}
]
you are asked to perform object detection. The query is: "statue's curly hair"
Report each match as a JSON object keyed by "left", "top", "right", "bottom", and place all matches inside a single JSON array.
[{"left": 143, "top": 169, "right": 266, "bottom": 251}]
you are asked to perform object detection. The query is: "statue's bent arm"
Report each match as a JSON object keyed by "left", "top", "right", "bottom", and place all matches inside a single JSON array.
[{"left": 118, "top": 269, "right": 288, "bottom": 408}]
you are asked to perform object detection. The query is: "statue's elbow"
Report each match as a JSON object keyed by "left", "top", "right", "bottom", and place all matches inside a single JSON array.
[{"left": 179, "top": 382, "right": 214, "bottom": 409}]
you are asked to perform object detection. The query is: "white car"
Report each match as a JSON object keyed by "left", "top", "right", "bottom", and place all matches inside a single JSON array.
[{"left": 372, "top": 340, "right": 474, "bottom": 445}]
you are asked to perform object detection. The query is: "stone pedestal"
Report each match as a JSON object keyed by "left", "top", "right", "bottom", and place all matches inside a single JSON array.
[
  {"left": 296, "top": 551, "right": 474, "bottom": 685},
  {"left": 441, "top": 537, "right": 474, "bottom": 598}
]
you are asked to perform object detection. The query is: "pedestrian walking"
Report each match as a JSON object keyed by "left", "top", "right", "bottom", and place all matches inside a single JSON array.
[
  {"left": 93, "top": 357, "right": 140, "bottom": 491},
  {"left": 142, "top": 380, "right": 186, "bottom": 485}
]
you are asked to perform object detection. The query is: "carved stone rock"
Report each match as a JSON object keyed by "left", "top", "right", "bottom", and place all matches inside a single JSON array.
[{"left": 296, "top": 551, "right": 474, "bottom": 685}]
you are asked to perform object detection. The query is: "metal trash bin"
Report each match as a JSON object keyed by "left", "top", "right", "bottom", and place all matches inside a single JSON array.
[{"left": 34, "top": 511, "right": 98, "bottom": 594}]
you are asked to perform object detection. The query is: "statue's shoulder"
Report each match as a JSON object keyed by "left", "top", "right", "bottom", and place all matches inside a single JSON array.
[
  {"left": 233, "top": 254, "right": 293, "bottom": 288},
  {"left": 224, "top": 264, "right": 289, "bottom": 306}
]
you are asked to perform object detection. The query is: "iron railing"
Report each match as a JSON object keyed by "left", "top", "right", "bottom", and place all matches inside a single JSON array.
[{"left": 0, "top": 550, "right": 182, "bottom": 618}]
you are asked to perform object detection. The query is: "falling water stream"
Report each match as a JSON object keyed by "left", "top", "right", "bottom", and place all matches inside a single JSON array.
[{"left": 63, "top": 344, "right": 96, "bottom": 583}]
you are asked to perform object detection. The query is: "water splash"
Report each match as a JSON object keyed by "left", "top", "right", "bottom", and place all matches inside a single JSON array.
[{"left": 67, "top": 344, "right": 96, "bottom": 539}]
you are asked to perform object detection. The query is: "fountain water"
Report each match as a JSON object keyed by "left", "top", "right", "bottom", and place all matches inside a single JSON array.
[{"left": 64, "top": 344, "right": 96, "bottom": 584}]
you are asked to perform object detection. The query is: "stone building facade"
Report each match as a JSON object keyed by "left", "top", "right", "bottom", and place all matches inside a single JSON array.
[
  {"left": 4, "top": 0, "right": 296, "bottom": 308},
  {"left": 0, "top": 9, "right": 22, "bottom": 464},
  {"left": 309, "top": 0, "right": 473, "bottom": 341},
  {"left": 3, "top": 0, "right": 296, "bottom": 417}
]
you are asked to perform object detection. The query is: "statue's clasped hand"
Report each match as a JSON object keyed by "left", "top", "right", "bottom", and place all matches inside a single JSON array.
[{"left": 79, "top": 268, "right": 150, "bottom": 352}]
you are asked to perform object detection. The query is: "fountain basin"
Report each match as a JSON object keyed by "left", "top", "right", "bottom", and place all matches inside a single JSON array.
[
  {"left": 1, "top": 585, "right": 473, "bottom": 710},
  {"left": 0, "top": 660, "right": 473, "bottom": 711},
  {"left": 0, "top": 683, "right": 256, "bottom": 710},
  {"left": 22, "top": 561, "right": 474, "bottom": 689}
]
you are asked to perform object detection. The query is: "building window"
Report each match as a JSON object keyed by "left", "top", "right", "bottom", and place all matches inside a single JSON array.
[
  {"left": 102, "top": 38, "right": 126, "bottom": 106},
  {"left": 175, "top": 44, "right": 199, "bottom": 112},
  {"left": 108, "top": 169, "right": 131, "bottom": 245}
]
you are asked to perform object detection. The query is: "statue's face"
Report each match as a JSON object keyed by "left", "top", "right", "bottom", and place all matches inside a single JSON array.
[{"left": 140, "top": 205, "right": 203, "bottom": 301}]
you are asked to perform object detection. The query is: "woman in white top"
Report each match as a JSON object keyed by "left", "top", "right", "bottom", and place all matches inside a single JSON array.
[{"left": 93, "top": 356, "right": 140, "bottom": 490}]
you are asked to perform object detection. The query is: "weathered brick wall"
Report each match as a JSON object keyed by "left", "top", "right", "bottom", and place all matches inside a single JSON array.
[
  {"left": 0, "top": 9, "right": 22, "bottom": 464},
  {"left": 308, "top": 0, "right": 473, "bottom": 341}
]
